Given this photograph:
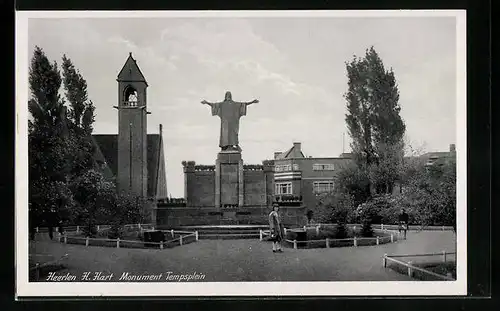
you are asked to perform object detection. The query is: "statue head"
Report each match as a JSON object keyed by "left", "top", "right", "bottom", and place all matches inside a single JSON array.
[{"left": 224, "top": 91, "right": 232, "bottom": 101}]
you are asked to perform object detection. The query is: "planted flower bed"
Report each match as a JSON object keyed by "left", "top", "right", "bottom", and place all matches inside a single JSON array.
[
  {"left": 281, "top": 225, "right": 396, "bottom": 249},
  {"left": 60, "top": 226, "right": 197, "bottom": 249}
]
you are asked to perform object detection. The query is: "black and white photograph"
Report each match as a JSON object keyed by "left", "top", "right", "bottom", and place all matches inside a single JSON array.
[{"left": 15, "top": 10, "right": 467, "bottom": 296}]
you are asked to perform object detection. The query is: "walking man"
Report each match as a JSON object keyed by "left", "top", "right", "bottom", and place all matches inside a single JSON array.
[
  {"left": 269, "top": 203, "right": 285, "bottom": 253},
  {"left": 398, "top": 208, "right": 409, "bottom": 240}
]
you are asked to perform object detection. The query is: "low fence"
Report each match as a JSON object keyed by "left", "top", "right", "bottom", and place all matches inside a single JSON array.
[
  {"left": 57, "top": 229, "right": 198, "bottom": 250},
  {"left": 302, "top": 223, "right": 454, "bottom": 232},
  {"left": 383, "top": 252, "right": 457, "bottom": 281},
  {"left": 259, "top": 227, "right": 398, "bottom": 249},
  {"left": 29, "top": 253, "right": 69, "bottom": 281},
  {"left": 33, "top": 223, "right": 155, "bottom": 234}
]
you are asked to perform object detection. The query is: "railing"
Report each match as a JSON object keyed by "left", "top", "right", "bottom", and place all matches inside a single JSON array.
[
  {"left": 33, "top": 223, "right": 155, "bottom": 234},
  {"left": 55, "top": 227, "right": 198, "bottom": 250},
  {"left": 383, "top": 252, "right": 456, "bottom": 281},
  {"left": 194, "top": 165, "right": 215, "bottom": 172},
  {"left": 29, "top": 253, "right": 69, "bottom": 281},
  {"left": 301, "top": 223, "right": 454, "bottom": 232},
  {"left": 259, "top": 227, "right": 397, "bottom": 249}
]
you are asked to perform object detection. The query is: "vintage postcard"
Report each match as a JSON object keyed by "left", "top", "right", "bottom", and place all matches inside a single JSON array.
[{"left": 16, "top": 10, "right": 467, "bottom": 297}]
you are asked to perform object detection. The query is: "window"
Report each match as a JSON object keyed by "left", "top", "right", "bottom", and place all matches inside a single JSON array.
[
  {"left": 313, "top": 181, "right": 334, "bottom": 193},
  {"left": 293, "top": 164, "right": 299, "bottom": 171},
  {"left": 313, "top": 163, "right": 335, "bottom": 171},
  {"left": 275, "top": 182, "right": 292, "bottom": 195},
  {"left": 275, "top": 164, "right": 292, "bottom": 172}
]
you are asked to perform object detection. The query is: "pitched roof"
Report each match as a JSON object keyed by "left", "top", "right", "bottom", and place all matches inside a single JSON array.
[
  {"left": 116, "top": 53, "right": 148, "bottom": 86},
  {"left": 92, "top": 134, "right": 163, "bottom": 198},
  {"left": 280, "top": 145, "right": 305, "bottom": 159}
]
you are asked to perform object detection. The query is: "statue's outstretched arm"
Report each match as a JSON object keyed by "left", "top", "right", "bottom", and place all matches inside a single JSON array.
[
  {"left": 238, "top": 99, "right": 259, "bottom": 105},
  {"left": 201, "top": 100, "right": 217, "bottom": 106}
]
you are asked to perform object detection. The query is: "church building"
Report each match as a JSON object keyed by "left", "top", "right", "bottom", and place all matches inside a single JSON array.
[{"left": 92, "top": 53, "right": 168, "bottom": 221}]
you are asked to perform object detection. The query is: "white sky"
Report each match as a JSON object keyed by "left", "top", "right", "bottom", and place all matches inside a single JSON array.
[{"left": 28, "top": 16, "right": 457, "bottom": 197}]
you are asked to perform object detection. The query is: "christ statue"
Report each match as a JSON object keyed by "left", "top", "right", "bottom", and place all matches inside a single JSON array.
[{"left": 201, "top": 91, "right": 259, "bottom": 151}]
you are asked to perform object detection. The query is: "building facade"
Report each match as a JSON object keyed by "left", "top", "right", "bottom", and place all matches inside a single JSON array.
[{"left": 272, "top": 142, "right": 354, "bottom": 209}]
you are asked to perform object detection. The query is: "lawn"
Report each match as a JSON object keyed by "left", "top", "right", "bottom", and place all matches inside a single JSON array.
[{"left": 28, "top": 231, "right": 456, "bottom": 282}]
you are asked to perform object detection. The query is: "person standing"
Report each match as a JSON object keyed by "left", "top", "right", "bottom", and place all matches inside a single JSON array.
[
  {"left": 398, "top": 208, "right": 409, "bottom": 240},
  {"left": 269, "top": 203, "right": 285, "bottom": 253}
]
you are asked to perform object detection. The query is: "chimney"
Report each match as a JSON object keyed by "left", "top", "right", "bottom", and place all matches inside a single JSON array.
[
  {"left": 159, "top": 124, "right": 163, "bottom": 135},
  {"left": 449, "top": 144, "right": 456, "bottom": 153},
  {"left": 293, "top": 142, "right": 301, "bottom": 152},
  {"left": 274, "top": 152, "right": 281, "bottom": 159}
]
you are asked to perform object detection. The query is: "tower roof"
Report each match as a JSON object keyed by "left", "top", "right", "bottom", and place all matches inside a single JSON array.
[{"left": 117, "top": 52, "right": 148, "bottom": 86}]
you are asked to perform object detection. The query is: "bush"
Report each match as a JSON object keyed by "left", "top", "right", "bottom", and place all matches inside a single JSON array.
[
  {"left": 361, "top": 219, "right": 374, "bottom": 237},
  {"left": 335, "top": 223, "right": 348, "bottom": 239}
]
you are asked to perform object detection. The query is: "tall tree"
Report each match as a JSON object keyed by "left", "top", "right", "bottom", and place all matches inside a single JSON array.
[
  {"left": 344, "top": 46, "right": 405, "bottom": 194},
  {"left": 62, "top": 55, "right": 96, "bottom": 177},
  {"left": 28, "top": 46, "right": 73, "bottom": 232}
]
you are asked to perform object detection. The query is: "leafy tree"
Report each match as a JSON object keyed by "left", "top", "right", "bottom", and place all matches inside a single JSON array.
[
  {"left": 334, "top": 165, "right": 371, "bottom": 207},
  {"left": 395, "top": 154, "right": 456, "bottom": 230},
  {"left": 106, "top": 194, "right": 148, "bottom": 239},
  {"left": 62, "top": 55, "right": 96, "bottom": 177},
  {"left": 344, "top": 46, "right": 405, "bottom": 195},
  {"left": 28, "top": 46, "right": 73, "bottom": 230},
  {"left": 70, "top": 170, "right": 115, "bottom": 237}
]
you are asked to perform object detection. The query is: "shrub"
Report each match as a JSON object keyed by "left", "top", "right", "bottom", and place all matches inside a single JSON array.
[{"left": 335, "top": 223, "right": 348, "bottom": 239}]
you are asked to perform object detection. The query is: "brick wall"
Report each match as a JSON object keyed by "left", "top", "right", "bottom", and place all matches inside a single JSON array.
[
  {"left": 189, "top": 171, "right": 215, "bottom": 207},
  {"left": 155, "top": 206, "right": 307, "bottom": 228},
  {"left": 243, "top": 170, "right": 266, "bottom": 206}
]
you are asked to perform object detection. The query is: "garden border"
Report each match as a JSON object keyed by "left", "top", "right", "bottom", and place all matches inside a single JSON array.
[
  {"left": 259, "top": 223, "right": 401, "bottom": 249},
  {"left": 52, "top": 224, "right": 199, "bottom": 250}
]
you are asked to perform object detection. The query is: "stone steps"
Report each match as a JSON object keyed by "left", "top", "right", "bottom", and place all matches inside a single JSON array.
[{"left": 198, "top": 233, "right": 260, "bottom": 240}]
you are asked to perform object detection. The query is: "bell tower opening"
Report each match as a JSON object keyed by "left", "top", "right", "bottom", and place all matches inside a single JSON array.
[{"left": 124, "top": 86, "right": 139, "bottom": 107}]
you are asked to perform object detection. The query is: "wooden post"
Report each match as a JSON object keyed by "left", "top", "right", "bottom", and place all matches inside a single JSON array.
[
  {"left": 160, "top": 241, "right": 164, "bottom": 250},
  {"left": 76, "top": 226, "right": 79, "bottom": 233},
  {"left": 63, "top": 234, "right": 67, "bottom": 244},
  {"left": 36, "top": 227, "right": 39, "bottom": 233},
  {"left": 180, "top": 236, "right": 183, "bottom": 246},
  {"left": 325, "top": 238, "right": 330, "bottom": 248},
  {"left": 195, "top": 231, "right": 199, "bottom": 241},
  {"left": 381, "top": 224, "right": 384, "bottom": 230},
  {"left": 303, "top": 225, "right": 306, "bottom": 231},
  {"left": 442, "top": 225, "right": 445, "bottom": 231},
  {"left": 316, "top": 226, "right": 320, "bottom": 235},
  {"left": 171, "top": 229, "right": 174, "bottom": 238},
  {"left": 138, "top": 223, "right": 141, "bottom": 230},
  {"left": 152, "top": 226, "right": 155, "bottom": 231},
  {"left": 259, "top": 230, "right": 263, "bottom": 241},
  {"left": 442, "top": 251, "right": 447, "bottom": 262},
  {"left": 85, "top": 237, "right": 89, "bottom": 247},
  {"left": 116, "top": 238, "right": 120, "bottom": 248},
  {"left": 284, "top": 228, "right": 287, "bottom": 235},
  {"left": 97, "top": 225, "right": 100, "bottom": 231},
  {"left": 383, "top": 254, "right": 387, "bottom": 267},
  {"left": 293, "top": 240, "right": 297, "bottom": 249},
  {"left": 391, "top": 234, "right": 394, "bottom": 243},
  {"left": 408, "top": 261, "right": 413, "bottom": 277},
  {"left": 354, "top": 237, "right": 357, "bottom": 247},
  {"left": 376, "top": 236, "right": 379, "bottom": 245}
]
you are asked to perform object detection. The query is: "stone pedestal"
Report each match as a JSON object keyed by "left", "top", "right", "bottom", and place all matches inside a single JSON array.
[{"left": 215, "top": 150, "right": 244, "bottom": 208}]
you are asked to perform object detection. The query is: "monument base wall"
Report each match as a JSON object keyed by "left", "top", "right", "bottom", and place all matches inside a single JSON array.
[{"left": 155, "top": 206, "right": 307, "bottom": 228}]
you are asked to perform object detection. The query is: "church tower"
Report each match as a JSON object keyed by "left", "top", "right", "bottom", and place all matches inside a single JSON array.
[{"left": 114, "top": 53, "right": 150, "bottom": 197}]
